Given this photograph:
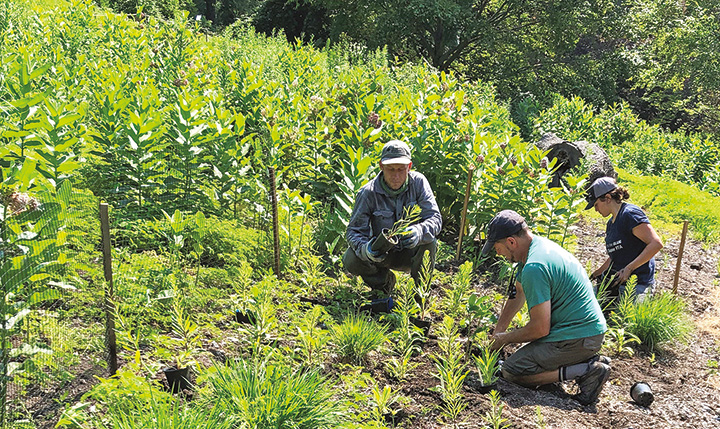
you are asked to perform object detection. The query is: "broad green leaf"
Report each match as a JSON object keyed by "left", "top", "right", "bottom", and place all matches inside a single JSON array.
[{"left": 28, "top": 289, "right": 62, "bottom": 304}]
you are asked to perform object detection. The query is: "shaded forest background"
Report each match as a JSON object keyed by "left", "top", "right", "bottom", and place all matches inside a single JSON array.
[{"left": 100, "top": 0, "right": 720, "bottom": 141}]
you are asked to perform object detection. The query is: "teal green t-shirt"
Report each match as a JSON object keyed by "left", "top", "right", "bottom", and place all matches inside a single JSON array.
[{"left": 518, "top": 236, "right": 606, "bottom": 343}]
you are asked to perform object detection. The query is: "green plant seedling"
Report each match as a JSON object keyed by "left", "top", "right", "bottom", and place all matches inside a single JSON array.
[
  {"left": 429, "top": 316, "right": 468, "bottom": 423},
  {"left": 414, "top": 250, "right": 434, "bottom": 321},
  {"left": 535, "top": 405, "right": 546, "bottom": 429},
  {"left": 483, "top": 390, "right": 509, "bottom": 429},
  {"left": 386, "top": 205, "right": 422, "bottom": 240},
  {"left": 473, "top": 345, "right": 501, "bottom": 386},
  {"left": 444, "top": 260, "right": 473, "bottom": 319},
  {"left": 169, "top": 295, "right": 202, "bottom": 370},
  {"left": 464, "top": 294, "right": 496, "bottom": 359},
  {"left": 371, "top": 383, "right": 400, "bottom": 425},
  {"left": 602, "top": 326, "right": 640, "bottom": 358}
]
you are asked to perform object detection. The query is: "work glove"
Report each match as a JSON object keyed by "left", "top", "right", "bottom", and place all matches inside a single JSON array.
[
  {"left": 400, "top": 225, "right": 422, "bottom": 249},
  {"left": 362, "top": 239, "right": 386, "bottom": 263}
]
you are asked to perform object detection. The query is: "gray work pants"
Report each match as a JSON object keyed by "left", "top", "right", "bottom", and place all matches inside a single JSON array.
[{"left": 342, "top": 240, "right": 437, "bottom": 290}]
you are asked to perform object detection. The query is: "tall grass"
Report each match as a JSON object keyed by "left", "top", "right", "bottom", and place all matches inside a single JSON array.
[
  {"left": 108, "top": 395, "right": 234, "bottom": 429},
  {"left": 207, "top": 357, "right": 346, "bottom": 428},
  {"left": 330, "top": 313, "right": 387, "bottom": 364},
  {"left": 612, "top": 290, "right": 693, "bottom": 352}
]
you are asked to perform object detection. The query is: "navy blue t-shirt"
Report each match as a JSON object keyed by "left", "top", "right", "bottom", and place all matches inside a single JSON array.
[{"left": 605, "top": 203, "right": 655, "bottom": 286}]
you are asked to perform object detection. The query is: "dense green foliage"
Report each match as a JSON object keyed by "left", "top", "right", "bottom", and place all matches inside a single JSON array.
[
  {"left": 532, "top": 96, "right": 720, "bottom": 196},
  {"left": 99, "top": 0, "right": 720, "bottom": 137},
  {"left": 1, "top": 1, "right": 715, "bottom": 427}
]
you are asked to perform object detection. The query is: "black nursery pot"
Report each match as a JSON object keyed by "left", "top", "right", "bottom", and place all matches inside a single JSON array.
[
  {"left": 163, "top": 366, "right": 191, "bottom": 393},
  {"left": 630, "top": 382, "right": 654, "bottom": 407},
  {"left": 476, "top": 381, "right": 498, "bottom": 394},
  {"left": 409, "top": 316, "right": 431, "bottom": 337},
  {"left": 371, "top": 229, "right": 398, "bottom": 254},
  {"left": 235, "top": 309, "right": 256, "bottom": 324},
  {"left": 360, "top": 297, "right": 395, "bottom": 314}
]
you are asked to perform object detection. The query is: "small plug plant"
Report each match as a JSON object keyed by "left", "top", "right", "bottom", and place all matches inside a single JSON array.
[
  {"left": 429, "top": 316, "right": 468, "bottom": 423},
  {"left": 386, "top": 275, "right": 422, "bottom": 380},
  {"left": 169, "top": 295, "right": 202, "bottom": 370},
  {"left": 464, "top": 294, "right": 496, "bottom": 360},
  {"left": 473, "top": 338, "right": 501, "bottom": 387},
  {"left": 239, "top": 277, "right": 279, "bottom": 357},
  {"left": 233, "top": 261, "right": 254, "bottom": 314},
  {"left": 483, "top": 390, "right": 509, "bottom": 429},
  {"left": 385, "top": 205, "right": 422, "bottom": 240},
  {"left": 414, "top": 250, "right": 434, "bottom": 321},
  {"left": 602, "top": 326, "right": 640, "bottom": 357},
  {"left": 295, "top": 305, "right": 329, "bottom": 368},
  {"left": 370, "top": 383, "right": 400, "bottom": 426},
  {"left": 443, "top": 261, "right": 473, "bottom": 319}
]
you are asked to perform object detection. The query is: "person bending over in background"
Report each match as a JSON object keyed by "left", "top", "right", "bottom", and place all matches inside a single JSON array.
[
  {"left": 343, "top": 139, "right": 442, "bottom": 294},
  {"left": 585, "top": 177, "right": 663, "bottom": 302},
  {"left": 484, "top": 210, "right": 610, "bottom": 405}
]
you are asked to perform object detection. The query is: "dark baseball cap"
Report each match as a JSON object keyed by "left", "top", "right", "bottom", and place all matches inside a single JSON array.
[
  {"left": 380, "top": 140, "right": 412, "bottom": 165},
  {"left": 481, "top": 210, "right": 528, "bottom": 255},
  {"left": 584, "top": 177, "right": 617, "bottom": 210}
]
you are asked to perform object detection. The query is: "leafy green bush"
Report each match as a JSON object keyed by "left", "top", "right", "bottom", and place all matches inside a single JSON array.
[
  {"left": 532, "top": 95, "right": 720, "bottom": 196},
  {"left": 190, "top": 217, "right": 268, "bottom": 268}
]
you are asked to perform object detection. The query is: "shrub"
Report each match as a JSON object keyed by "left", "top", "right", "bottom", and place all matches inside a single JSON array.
[{"left": 617, "top": 168, "right": 720, "bottom": 243}]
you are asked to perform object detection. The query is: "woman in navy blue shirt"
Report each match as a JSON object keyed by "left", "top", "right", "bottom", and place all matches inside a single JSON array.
[{"left": 585, "top": 177, "right": 664, "bottom": 300}]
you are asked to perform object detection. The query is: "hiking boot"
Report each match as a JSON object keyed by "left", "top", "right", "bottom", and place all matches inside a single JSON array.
[
  {"left": 574, "top": 361, "right": 611, "bottom": 405},
  {"left": 381, "top": 271, "right": 396, "bottom": 294},
  {"left": 367, "top": 271, "right": 396, "bottom": 295},
  {"left": 589, "top": 355, "right": 612, "bottom": 365}
]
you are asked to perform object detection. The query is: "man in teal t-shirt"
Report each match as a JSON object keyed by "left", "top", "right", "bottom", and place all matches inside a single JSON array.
[{"left": 483, "top": 210, "right": 610, "bottom": 405}]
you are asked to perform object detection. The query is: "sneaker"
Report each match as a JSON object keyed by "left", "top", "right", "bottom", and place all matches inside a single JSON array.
[{"left": 574, "top": 361, "right": 611, "bottom": 405}]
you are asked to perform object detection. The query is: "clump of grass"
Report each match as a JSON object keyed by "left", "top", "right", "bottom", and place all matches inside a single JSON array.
[
  {"left": 107, "top": 393, "right": 234, "bottom": 429},
  {"left": 207, "top": 356, "right": 345, "bottom": 428},
  {"left": 330, "top": 314, "right": 387, "bottom": 364},
  {"left": 612, "top": 289, "right": 693, "bottom": 352}
]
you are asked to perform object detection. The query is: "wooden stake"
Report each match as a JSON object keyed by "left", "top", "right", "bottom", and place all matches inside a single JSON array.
[
  {"left": 672, "top": 220, "right": 689, "bottom": 294},
  {"left": 268, "top": 167, "right": 281, "bottom": 277},
  {"left": 99, "top": 202, "right": 118, "bottom": 375},
  {"left": 456, "top": 164, "right": 475, "bottom": 260}
]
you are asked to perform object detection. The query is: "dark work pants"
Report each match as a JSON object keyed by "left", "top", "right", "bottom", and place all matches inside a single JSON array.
[{"left": 342, "top": 240, "right": 437, "bottom": 290}]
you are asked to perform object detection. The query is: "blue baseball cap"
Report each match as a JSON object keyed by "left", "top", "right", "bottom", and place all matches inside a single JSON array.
[
  {"left": 482, "top": 210, "right": 528, "bottom": 255},
  {"left": 584, "top": 177, "right": 617, "bottom": 210}
]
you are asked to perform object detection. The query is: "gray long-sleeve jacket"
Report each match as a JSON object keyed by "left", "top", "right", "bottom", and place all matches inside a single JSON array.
[{"left": 346, "top": 171, "right": 442, "bottom": 260}]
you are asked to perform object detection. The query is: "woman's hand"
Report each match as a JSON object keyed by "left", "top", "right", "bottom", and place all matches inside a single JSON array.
[{"left": 613, "top": 265, "right": 633, "bottom": 285}]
